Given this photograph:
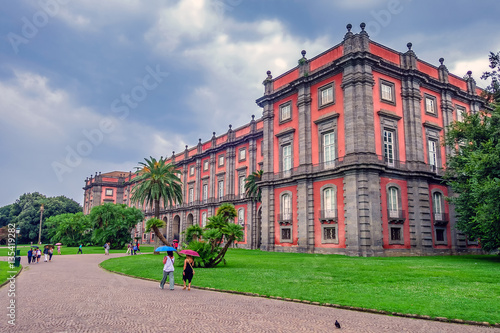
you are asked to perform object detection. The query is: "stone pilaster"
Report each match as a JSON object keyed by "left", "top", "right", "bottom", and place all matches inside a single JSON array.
[{"left": 407, "top": 179, "right": 433, "bottom": 254}]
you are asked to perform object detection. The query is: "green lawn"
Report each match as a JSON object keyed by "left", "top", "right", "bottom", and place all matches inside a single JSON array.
[
  {"left": 100, "top": 249, "right": 500, "bottom": 324},
  {"left": 0, "top": 245, "right": 155, "bottom": 256},
  {"left": 0, "top": 261, "right": 22, "bottom": 286}
]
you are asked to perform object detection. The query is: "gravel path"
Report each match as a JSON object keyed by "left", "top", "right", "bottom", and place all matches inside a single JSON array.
[{"left": 1, "top": 254, "right": 498, "bottom": 333}]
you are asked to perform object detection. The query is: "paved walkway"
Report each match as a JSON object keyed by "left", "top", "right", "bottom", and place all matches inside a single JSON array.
[{"left": 1, "top": 254, "right": 498, "bottom": 333}]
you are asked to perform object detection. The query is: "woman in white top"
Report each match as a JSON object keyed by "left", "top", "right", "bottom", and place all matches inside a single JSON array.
[{"left": 159, "top": 251, "right": 175, "bottom": 290}]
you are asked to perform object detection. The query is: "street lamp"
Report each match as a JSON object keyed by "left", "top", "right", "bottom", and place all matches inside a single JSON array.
[{"left": 38, "top": 204, "right": 44, "bottom": 245}]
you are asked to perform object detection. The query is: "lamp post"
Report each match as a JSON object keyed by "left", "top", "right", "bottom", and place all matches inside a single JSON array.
[{"left": 38, "top": 204, "right": 44, "bottom": 245}]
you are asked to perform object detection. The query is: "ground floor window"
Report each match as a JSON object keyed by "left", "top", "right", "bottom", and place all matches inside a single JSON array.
[
  {"left": 388, "top": 224, "right": 404, "bottom": 245},
  {"left": 280, "top": 225, "right": 292, "bottom": 243},
  {"left": 435, "top": 227, "right": 447, "bottom": 244},
  {"left": 321, "top": 223, "right": 338, "bottom": 244}
]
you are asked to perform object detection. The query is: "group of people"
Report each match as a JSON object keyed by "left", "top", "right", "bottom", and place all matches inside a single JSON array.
[
  {"left": 27, "top": 244, "right": 60, "bottom": 264},
  {"left": 159, "top": 252, "right": 195, "bottom": 291},
  {"left": 126, "top": 242, "right": 141, "bottom": 255}
]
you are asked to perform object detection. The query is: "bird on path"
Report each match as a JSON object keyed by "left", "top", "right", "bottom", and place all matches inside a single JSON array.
[{"left": 335, "top": 320, "right": 341, "bottom": 329}]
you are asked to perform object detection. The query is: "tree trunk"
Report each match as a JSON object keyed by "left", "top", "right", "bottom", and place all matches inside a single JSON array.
[
  {"left": 208, "top": 236, "right": 234, "bottom": 267},
  {"left": 152, "top": 225, "right": 171, "bottom": 246}
]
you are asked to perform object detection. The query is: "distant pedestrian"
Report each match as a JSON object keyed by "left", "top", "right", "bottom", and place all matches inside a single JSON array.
[
  {"left": 104, "top": 242, "right": 110, "bottom": 255},
  {"left": 126, "top": 243, "right": 131, "bottom": 255},
  {"left": 136, "top": 242, "right": 141, "bottom": 254},
  {"left": 36, "top": 248, "right": 41, "bottom": 263},
  {"left": 49, "top": 247, "right": 53, "bottom": 262},
  {"left": 133, "top": 244, "right": 137, "bottom": 255},
  {"left": 43, "top": 246, "right": 49, "bottom": 262},
  {"left": 182, "top": 255, "right": 195, "bottom": 291},
  {"left": 173, "top": 239, "right": 179, "bottom": 250},
  {"left": 77, "top": 244, "right": 83, "bottom": 254},
  {"left": 159, "top": 251, "right": 175, "bottom": 290},
  {"left": 27, "top": 248, "right": 33, "bottom": 264},
  {"left": 57, "top": 245, "right": 61, "bottom": 255}
]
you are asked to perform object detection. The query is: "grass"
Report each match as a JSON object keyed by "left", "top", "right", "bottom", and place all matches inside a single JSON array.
[
  {"left": 0, "top": 245, "right": 155, "bottom": 256},
  {"left": 100, "top": 249, "right": 500, "bottom": 324},
  {"left": 0, "top": 261, "right": 22, "bottom": 286}
]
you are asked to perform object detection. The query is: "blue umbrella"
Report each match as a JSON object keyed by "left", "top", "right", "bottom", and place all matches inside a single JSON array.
[{"left": 155, "top": 246, "right": 177, "bottom": 252}]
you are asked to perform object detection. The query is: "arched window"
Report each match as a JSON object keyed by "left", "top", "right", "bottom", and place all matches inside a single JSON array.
[
  {"left": 432, "top": 192, "right": 443, "bottom": 219},
  {"left": 202, "top": 212, "right": 207, "bottom": 227},
  {"left": 281, "top": 193, "right": 292, "bottom": 221},
  {"left": 388, "top": 187, "right": 399, "bottom": 218},
  {"left": 323, "top": 187, "right": 336, "bottom": 218},
  {"left": 238, "top": 208, "right": 244, "bottom": 225}
]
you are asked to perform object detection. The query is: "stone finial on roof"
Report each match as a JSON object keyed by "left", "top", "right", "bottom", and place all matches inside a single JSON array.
[
  {"left": 212, "top": 131, "right": 216, "bottom": 139},
  {"left": 344, "top": 23, "right": 354, "bottom": 40},
  {"left": 439, "top": 58, "right": 444, "bottom": 65},
  {"left": 360, "top": 22, "right": 368, "bottom": 36},
  {"left": 251, "top": 115, "right": 255, "bottom": 121},
  {"left": 438, "top": 58, "right": 449, "bottom": 84},
  {"left": 407, "top": 42, "right": 412, "bottom": 51}
]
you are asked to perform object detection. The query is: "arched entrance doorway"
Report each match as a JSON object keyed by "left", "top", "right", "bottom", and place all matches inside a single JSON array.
[{"left": 173, "top": 215, "right": 180, "bottom": 243}]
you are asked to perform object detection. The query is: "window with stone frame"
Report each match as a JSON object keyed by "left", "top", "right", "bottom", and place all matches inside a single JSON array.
[
  {"left": 386, "top": 184, "right": 404, "bottom": 244},
  {"left": 387, "top": 186, "right": 400, "bottom": 219},
  {"left": 238, "top": 208, "right": 244, "bottom": 225},
  {"left": 322, "top": 225, "right": 337, "bottom": 242},
  {"left": 282, "top": 144, "right": 292, "bottom": 173},
  {"left": 456, "top": 105, "right": 466, "bottom": 122},
  {"left": 383, "top": 129, "right": 395, "bottom": 166},
  {"left": 390, "top": 227, "right": 401, "bottom": 241},
  {"left": 432, "top": 190, "right": 448, "bottom": 245},
  {"left": 279, "top": 101, "right": 292, "bottom": 123},
  {"left": 189, "top": 165, "right": 195, "bottom": 176},
  {"left": 318, "top": 82, "right": 335, "bottom": 108},
  {"left": 105, "top": 188, "right": 113, "bottom": 196},
  {"left": 280, "top": 226, "right": 292, "bottom": 243},
  {"left": 323, "top": 131, "right": 335, "bottom": 166},
  {"left": 202, "top": 183, "right": 208, "bottom": 201},
  {"left": 201, "top": 212, "right": 207, "bottom": 227},
  {"left": 380, "top": 79, "right": 396, "bottom": 104},
  {"left": 188, "top": 187, "right": 194, "bottom": 203},
  {"left": 280, "top": 193, "right": 292, "bottom": 221},
  {"left": 425, "top": 125, "right": 441, "bottom": 173},
  {"left": 315, "top": 114, "right": 338, "bottom": 169},
  {"left": 322, "top": 187, "right": 336, "bottom": 219},
  {"left": 239, "top": 175, "right": 246, "bottom": 198},
  {"left": 239, "top": 148, "right": 246, "bottom": 161},
  {"left": 203, "top": 160, "right": 209, "bottom": 171},
  {"left": 424, "top": 94, "right": 438, "bottom": 115},
  {"left": 276, "top": 129, "right": 294, "bottom": 176},
  {"left": 378, "top": 111, "right": 401, "bottom": 167},
  {"left": 218, "top": 154, "right": 225, "bottom": 167},
  {"left": 218, "top": 179, "right": 224, "bottom": 198},
  {"left": 432, "top": 191, "right": 444, "bottom": 221},
  {"left": 428, "top": 139, "right": 438, "bottom": 170}
]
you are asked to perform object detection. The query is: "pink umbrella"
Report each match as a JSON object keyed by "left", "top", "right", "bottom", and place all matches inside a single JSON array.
[
  {"left": 178, "top": 249, "right": 200, "bottom": 257},
  {"left": 55, "top": 243, "right": 62, "bottom": 245}
]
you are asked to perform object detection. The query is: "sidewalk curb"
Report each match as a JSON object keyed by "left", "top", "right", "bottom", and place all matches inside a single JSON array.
[
  {"left": 0, "top": 265, "right": 23, "bottom": 289},
  {"left": 98, "top": 264, "right": 499, "bottom": 328}
]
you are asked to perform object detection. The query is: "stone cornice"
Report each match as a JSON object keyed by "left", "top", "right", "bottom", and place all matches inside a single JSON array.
[
  {"left": 275, "top": 127, "right": 296, "bottom": 138},
  {"left": 377, "top": 110, "right": 402, "bottom": 121},
  {"left": 313, "top": 112, "right": 340, "bottom": 124}
]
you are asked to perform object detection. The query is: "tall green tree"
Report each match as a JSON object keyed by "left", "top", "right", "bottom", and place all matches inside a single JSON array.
[
  {"left": 89, "top": 203, "right": 144, "bottom": 249},
  {"left": 444, "top": 52, "right": 500, "bottom": 252},
  {"left": 130, "top": 156, "right": 183, "bottom": 246},
  {"left": 5, "top": 193, "right": 82, "bottom": 244},
  {"left": 45, "top": 212, "right": 92, "bottom": 247},
  {"left": 244, "top": 170, "right": 263, "bottom": 202}
]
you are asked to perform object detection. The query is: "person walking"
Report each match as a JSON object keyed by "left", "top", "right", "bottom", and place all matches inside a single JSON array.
[
  {"left": 36, "top": 248, "right": 41, "bottom": 263},
  {"left": 43, "top": 246, "right": 49, "bottom": 262},
  {"left": 104, "top": 242, "right": 110, "bottom": 255},
  {"left": 136, "top": 241, "right": 141, "bottom": 254},
  {"left": 57, "top": 245, "right": 61, "bottom": 255},
  {"left": 159, "top": 251, "right": 175, "bottom": 290},
  {"left": 77, "top": 244, "right": 83, "bottom": 254},
  {"left": 182, "top": 255, "right": 195, "bottom": 291},
  {"left": 126, "top": 243, "right": 131, "bottom": 255},
  {"left": 27, "top": 248, "right": 33, "bottom": 264},
  {"left": 48, "top": 247, "right": 53, "bottom": 262}
]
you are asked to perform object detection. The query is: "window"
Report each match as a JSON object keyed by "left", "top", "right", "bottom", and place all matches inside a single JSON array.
[
  {"left": 425, "top": 95, "right": 437, "bottom": 115},
  {"left": 282, "top": 144, "right": 292, "bottom": 172},
  {"left": 218, "top": 154, "right": 224, "bottom": 167},
  {"left": 280, "top": 102, "right": 291, "bottom": 122},
  {"left": 383, "top": 129, "right": 395, "bottom": 166},
  {"left": 202, "top": 212, "right": 207, "bottom": 227},
  {"left": 202, "top": 184, "right": 208, "bottom": 201},
  {"left": 239, "top": 176, "right": 246, "bottom": 198},
  {"left": 323, "top": 226, "right": 336, "bottom": 241},
  {"left": 238, "top": 208, "right": 244, "bottom": 225},
  {"left": 432, "top": 192, "right": 443, "bottom": 221},
  {"left": 218, "top": 180, "right": 224, "bottom": 198},
  {"left": 319, "top": 83, "right": 334, "bottom": 107},
  {"left": 105, "top": 189, "right": 113, "bottom": 196},
  {"left": 435, "top": 229, "right": 445, "bottom": 242},
  {"left": 323, "top": 132, "right": 335, "bottom": 166},
  {"left": 203, "top": 160, "right": 209, "bottom": 171},
  {"left": 380, "top": 80, "right": 395, "bottom": 104},
  {"left": 239, "top": 148, "right": 246, "bottom": 161},
  {"left": 188, "top": 188, "right": 194, "bottom": 203},
  {"left": 281, "top": 193, "right": 292, "bottom": 221},
  {"left": 281, "top": 228, "right": 292, "bottom": 242},
  {"left": 387, "top": 187, "right": 399, "bottom": 218},
  {"left": 190, "top": 165, "right": 195, "bottom": 176},
  {"left": 456, "top": 106, "right": 466, "bottom": 122},
  {"left": 428, "top": 139, "right": 438, "bottom": 170},
  {"left": 390, "top": 227, "right": 401, "bottom": 241},
  {"left": 322, "top": 187, "right": 336, "bottom": 219}
]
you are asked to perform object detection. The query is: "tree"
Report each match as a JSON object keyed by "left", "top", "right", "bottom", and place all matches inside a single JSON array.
[
  {"left": 182, "top": 203, "right": 243, "bottom": 268},
  {"left": 444, "top": 52, "right": 500, "bottom": 252},
  {"left": 130, "top": 156, "right": 183, "bottom": 246},
  {"left": 244, "top": 170, "right": 263, "bottom": 202},
  {"left": 5, "top": 193, "right": 82, "bottom": 244},
  {"left": 89, "top": 203, "right": 144, "bottom": 249},
  {"left": 45, "top": 212, "right": 92, "bottom": 247}
]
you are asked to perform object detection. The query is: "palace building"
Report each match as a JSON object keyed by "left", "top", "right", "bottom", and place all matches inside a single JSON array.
[{"left": 83, "top": 24, "right": 488, "bottom": 256}]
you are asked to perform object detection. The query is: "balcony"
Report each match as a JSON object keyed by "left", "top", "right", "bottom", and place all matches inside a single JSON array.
[
  {"left": 319, "top": 209, "right": 338, "bottom": 223},
  {"left": 278, "top": 212, "right": 293, "bottom": 225},
  {"left": 433, "top": 212, "right": 449, "bottom": 225},
  {"left": 387, "top": 209, "right": 405, "bottom": 223}
]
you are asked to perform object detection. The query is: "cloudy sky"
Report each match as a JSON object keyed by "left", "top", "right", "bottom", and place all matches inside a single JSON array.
[{"left": 1, "top": 0, "right": 499, "bottom": 207}]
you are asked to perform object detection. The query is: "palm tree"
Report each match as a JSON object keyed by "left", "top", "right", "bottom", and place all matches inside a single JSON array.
[
  {"left": 244, "top": 170, "right": 263, "bottom": 202},
  {"left": 130, "top": 156, "right": 183, "bottom": 246}
]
